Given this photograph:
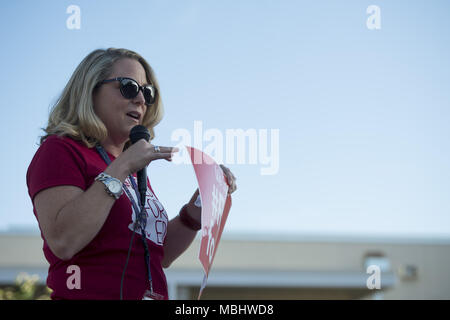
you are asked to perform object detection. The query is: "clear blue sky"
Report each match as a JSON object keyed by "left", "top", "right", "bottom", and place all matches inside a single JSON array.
[{"left": 1, "top": 0, "right": 449, "bottom": 239}]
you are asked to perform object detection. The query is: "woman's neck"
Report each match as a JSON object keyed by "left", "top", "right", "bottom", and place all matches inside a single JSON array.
[{"left": 100, "top": 137, "right": 126, "bottom": 158}]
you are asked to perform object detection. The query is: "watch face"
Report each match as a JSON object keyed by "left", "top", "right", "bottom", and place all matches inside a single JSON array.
[{"left": 108, "top": 180, "right": 122, "bottom": 194}]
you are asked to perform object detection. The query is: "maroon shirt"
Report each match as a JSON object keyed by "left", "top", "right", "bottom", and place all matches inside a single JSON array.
[{"left": 26, "top": 135, "right": 169, "bottom": 300}]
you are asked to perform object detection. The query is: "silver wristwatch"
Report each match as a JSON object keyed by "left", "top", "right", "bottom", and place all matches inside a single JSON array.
[{"left": 95, "top": 172, "right": 123, "bottom": 200}]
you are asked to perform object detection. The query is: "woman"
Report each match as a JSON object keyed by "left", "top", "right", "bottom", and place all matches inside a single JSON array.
[{"left": 26, "top": 48, "right": 237, "bottom": 300}]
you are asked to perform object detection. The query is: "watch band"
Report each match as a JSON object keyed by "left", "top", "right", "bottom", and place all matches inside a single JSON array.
[{"left": 95, "top": 172, "right": 123, "bottom": 200}]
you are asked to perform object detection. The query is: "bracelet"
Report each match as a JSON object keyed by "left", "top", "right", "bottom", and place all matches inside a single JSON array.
[{"left": 179, "top": 204, "right": 201, "bottom": 231}]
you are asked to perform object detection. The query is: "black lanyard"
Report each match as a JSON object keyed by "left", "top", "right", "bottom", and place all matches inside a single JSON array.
[{"left": 95, "top": 144, "right": 154, "bottom": 295}]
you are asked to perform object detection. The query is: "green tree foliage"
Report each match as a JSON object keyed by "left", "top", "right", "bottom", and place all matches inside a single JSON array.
[{"left": 0, "top": 272, "right": 52, "bottom": 300}]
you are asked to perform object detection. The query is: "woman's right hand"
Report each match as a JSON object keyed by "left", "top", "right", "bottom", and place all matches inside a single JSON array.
[{"left": 118, "top": 139, "right": 179, "bottom": 175}]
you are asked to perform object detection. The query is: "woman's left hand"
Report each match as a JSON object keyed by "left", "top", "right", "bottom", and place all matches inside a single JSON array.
[{"left": 220, "top": 164, "right": 237, "bottom": 194}]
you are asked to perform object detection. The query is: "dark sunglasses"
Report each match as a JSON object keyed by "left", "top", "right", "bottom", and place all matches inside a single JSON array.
[{"left": 96, "top": 77, "right": 157, "bottom": 105}]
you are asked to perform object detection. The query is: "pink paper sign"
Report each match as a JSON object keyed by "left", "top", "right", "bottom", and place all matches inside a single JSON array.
[{"left": 186, "top": 147, "right": 232, "bottom": 283}]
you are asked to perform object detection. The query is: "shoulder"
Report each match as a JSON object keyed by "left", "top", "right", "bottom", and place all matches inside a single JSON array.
[
  {"left": 41, "top": 134, "right": 86, "bottom": 150},
  {"left": 28, "top": 135, "right": 92, "bottom": 172},
  {"left": 26, "top": 135, "right": 92, "bottom": 199},
  {"left": 38, "top": 135, "right": 94, "bottom": 158}
]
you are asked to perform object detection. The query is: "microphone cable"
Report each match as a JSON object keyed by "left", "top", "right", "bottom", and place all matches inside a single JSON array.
[{"left": 120, "top": 213, "right": 140, "bottom": 300}]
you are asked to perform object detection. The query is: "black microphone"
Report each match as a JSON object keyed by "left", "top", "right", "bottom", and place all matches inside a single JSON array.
[{"left": 129, "top": 125, "right": 150, "bottom": 208}]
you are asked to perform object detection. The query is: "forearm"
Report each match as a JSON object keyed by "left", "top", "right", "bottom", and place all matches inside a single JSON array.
[
  {"left": 53, "top": 158, "right": 129, "bottom": 260},
  {"left": 162, "top": 203, "right": 201, "bottom": 268}
]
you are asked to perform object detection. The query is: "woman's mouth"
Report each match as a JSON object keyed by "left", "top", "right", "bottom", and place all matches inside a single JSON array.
[{"left": 126, "top": 112, "right": 141, "bottom": 122}]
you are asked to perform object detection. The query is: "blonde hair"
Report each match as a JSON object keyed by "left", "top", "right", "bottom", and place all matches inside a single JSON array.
[{"left": 41, "top": 48, "right": 164, "bottom": 148}]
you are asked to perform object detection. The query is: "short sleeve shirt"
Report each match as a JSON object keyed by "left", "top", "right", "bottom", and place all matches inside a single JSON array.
[{"left": 26, "top": 135, "right": 169, "bottom": 300}]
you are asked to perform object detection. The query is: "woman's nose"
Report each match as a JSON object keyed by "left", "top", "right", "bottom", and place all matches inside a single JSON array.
[{"left": 132, "top": 89, "right": 146, "bottom": 105}]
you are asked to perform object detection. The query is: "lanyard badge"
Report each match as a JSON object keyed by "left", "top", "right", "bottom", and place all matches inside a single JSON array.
[{"left": 142, "top": 289, "right": 165, "bottom": 300}]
